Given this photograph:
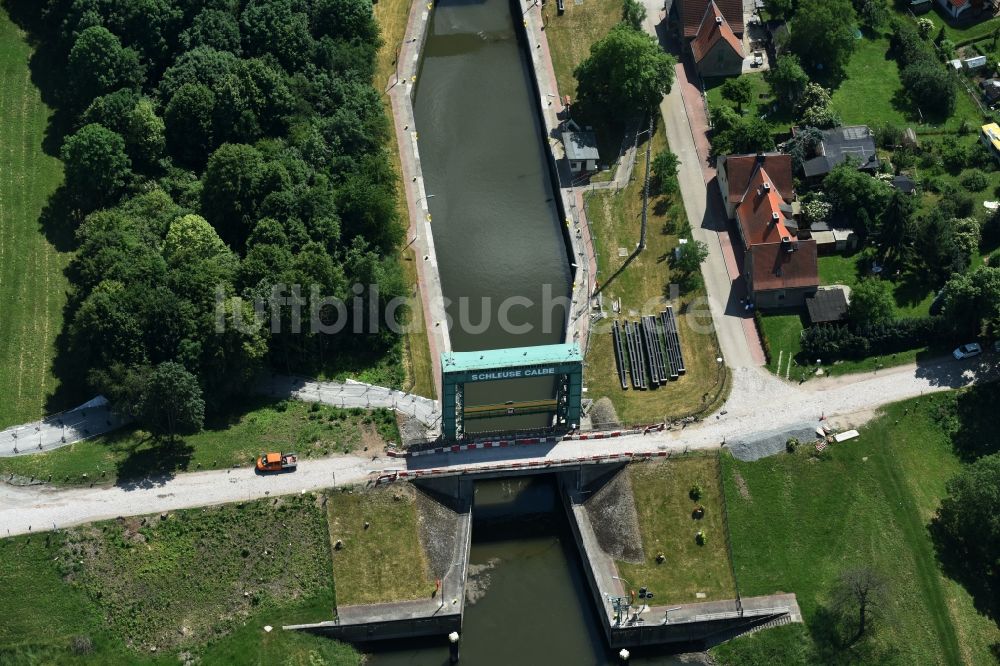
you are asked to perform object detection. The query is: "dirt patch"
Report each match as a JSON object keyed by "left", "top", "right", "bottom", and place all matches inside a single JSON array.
[
  {"left": 399, "top": 414, "right": 431, "bottom": 446},
  {"left": 359, "top": 425, "right": 384, "bottom": 452},
  {"left": 584, "top": 468, "right": 644, "bottom": 563},
  {"left": 733, "top": 471, "right": 751, "bottom": 502},
  {"left": 414, "top": 486, "right": 460, "bottom": 580},
  {"left": 464, "top": 558, "right": 499, "bottom": 605}
]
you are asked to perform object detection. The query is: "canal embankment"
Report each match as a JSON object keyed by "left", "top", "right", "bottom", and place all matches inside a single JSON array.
[
  {"left": 387, "top": 0, "right": 451, "bottom": 401},
  {"left": 519, "top": 0, "right": 599, "bottom": 354},
  {"left": 285, "top": 480, "right": 472, "bottom": 642}
]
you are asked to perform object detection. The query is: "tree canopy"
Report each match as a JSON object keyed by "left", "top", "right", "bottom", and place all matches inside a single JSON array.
[
  {"left": 790, "top": 0, "right": 858, "bottom": 81},
  {"left": 574, "top": 24, "right": 675, "bottom": 118},
  {"left": 36, "top": 0, "right": 406, "bottom": 427}
]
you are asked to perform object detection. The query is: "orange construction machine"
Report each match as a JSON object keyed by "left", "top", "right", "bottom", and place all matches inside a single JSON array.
[{"left": 256, "top": 451, "right": 298, "bottom": 473}]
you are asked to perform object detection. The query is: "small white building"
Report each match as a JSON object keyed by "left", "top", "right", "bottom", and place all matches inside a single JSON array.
[{"left": 562, "top": 125, "right": 600, "bottom": 174}]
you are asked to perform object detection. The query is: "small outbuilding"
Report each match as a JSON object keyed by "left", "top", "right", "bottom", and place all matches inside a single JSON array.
[
  {"left": 806, "top": 287, "right": 849, "bottom": 324},
  {"left": 562, "top": 126, "right": 600, "bottom": 174}
]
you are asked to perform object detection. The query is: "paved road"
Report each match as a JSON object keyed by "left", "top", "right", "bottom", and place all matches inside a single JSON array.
[
  {"left": 2, "top": 356, "right": 989, "bottom": 538},
  {"left": 641, "top": 4, "right": 764, "bottom": 369}
]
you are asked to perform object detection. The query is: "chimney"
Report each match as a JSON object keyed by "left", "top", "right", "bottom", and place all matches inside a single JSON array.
[
  {"left": 715, "top": 16, "right": 723, "bottom": 25},
  {"left": 763, "top": 182, "right": 771, "bottom": 192},
  {"left": 771, "top": 212, "right": 780, "bottom": 223}
]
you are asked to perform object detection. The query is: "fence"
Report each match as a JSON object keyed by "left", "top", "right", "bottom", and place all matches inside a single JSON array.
[{"left": 715, "top": 451, "right": 743, "bottom": 617}]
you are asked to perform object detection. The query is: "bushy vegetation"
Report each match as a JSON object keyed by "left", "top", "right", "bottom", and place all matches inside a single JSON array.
[
  {"left": 14, "top": 0, "right": 405, "bottom": 432},
  {"left": 801, "top": 316, "right": 949, "bottom": 361}
]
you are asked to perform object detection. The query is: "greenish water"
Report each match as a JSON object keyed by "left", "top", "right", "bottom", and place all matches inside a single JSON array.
[{"left": 413, "top": 0, "right": 570, "bottom": 432}]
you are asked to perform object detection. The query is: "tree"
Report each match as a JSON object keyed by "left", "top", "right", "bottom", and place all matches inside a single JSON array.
[
  {"left": 847, "top": 279, "right": 895, "bottom": 328},
  {"left": 853, "top": 0, "right": 887, "bottom": 31},
  {"left": 765, "top": 54, "right": 809, "bottom": 111},
  {"left": 200, "top": 143, "right": 265, "bottom": 249},
  {"left": 875, "top": 189, "right": 916, "bottom": 264},
  {"left": 762, "top": 0, "right": 795, "bottom": 20},
  {"left": 574, "top": 24, "right": 676, "bottom": 117},
  {"left": 720, "top": 77, "right": 754, "bottom": 113},
  {"left": 901, "top": 60, "right": 956, "bottom": 118},
  {"left": 67, "top": 26, "right": 143, "bottom": 107},
  {"left": 180, "top": 8, "right": 241, "bottom": 53},
  {"left": 830, "top": 567, "right": 888, "bottom": 644},
  {"left": 711, "top": 107, "right": 773, "bottom": 156},
  {"left": 241, "top": 0, "right": 315, "bottom": 73},
  {"left": 621, "top": 0, "right": 646, "bottom": 30},
  {"left": 60, "top": 123, "right": 132, "bottom": 212},
  {"left": 917, "top": 210, "right": 973, "bottom": 285},
  {"left": 672, "top": 239, "right": 710, "bottom": 288},
  {"left": 651, "top": 149, "right": 680, "bottom": 194},
  {"left": 140, "top": 362, "right": 206, "bottom": 438},
  {"left": 790, "top": 0, "right": 858, "bottom": 81},
  {"left": 932, "top": 454, "right": 1000, "bottom": 619},
  {"left": 822, "top": 161, "right": 892, "bottom": 235},
  {"left": 941, "top": 266, "right": 1000, "bottom": 338},
  {"left": 123, "top": 98, "right": 165, "bottom": 170},
  {"left": 311, "top": 0, "right": 380, "bottom": 44},
  {"left": 917, "top": 18, "right": 934, "bottom": 39},
  {"left": 164, "top": 83, "right": 216, "bottom": 166}
]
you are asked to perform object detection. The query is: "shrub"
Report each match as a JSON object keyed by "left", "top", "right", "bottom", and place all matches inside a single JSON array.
[
  {"left": 689, "top": 484, "right": 703, "bottom": 501},
  {"left": 801, "top": 317, "right": 952, "bottom": 361},
  {"left": 786, "top": 437, "right": 800, "bottom": 453},
  {"left": 695, "top": 530, "right": 707, "bottom": 546},
  {"left": 70, "top": 636, "right": 94, "bottom": 655},
  {"left": 961, "top": 169, "right": 989, "bottom": 192}
]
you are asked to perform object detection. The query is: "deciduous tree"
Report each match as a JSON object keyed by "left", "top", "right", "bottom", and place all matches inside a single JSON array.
[
  {"left": 790, "top": 0, "right": 858, "bottom": 81},
  {"left": 61, "top": 123, "right": 132, "bottom": 211}
]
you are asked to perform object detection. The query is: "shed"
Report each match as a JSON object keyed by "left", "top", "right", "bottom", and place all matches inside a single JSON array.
[
  {"left": 562, "top": 130, "right": 600, "bottom": 174},
  {"left": 806, "top": 287, "right": 849, "bottom": 324},
  {"left": 892, "top": 174, "right": 917, "bottom": 194},
  {"left": 964, "top": 55, "right": 987, "bottom": 70}
]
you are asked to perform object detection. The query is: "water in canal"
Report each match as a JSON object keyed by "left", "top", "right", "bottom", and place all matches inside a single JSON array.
[
  {"left": 413, "top": 0, "right": 571, "bottom": 431},
  {"left": 366, "top": 478, "right": 694, "bottom": 665}
]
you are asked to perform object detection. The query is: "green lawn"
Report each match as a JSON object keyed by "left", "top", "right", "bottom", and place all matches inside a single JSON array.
[
  {"left": 0, "top": 399, "right": 399, "bottom": 486},
  {"left": 543, "top": 0, "right": 623, "bottom": 102},
  {"left": 0, "top": 9, "right": 69, "bottom": 428},
  {"left": 715, "top": 392, "right": 1000, "bottom": 665},
  {"left": 583, "top": 119, "right": 729, "bottom": 423},
  {"left": 911, "top": 9, "right": 1000, "bottom": 45},
  {"left": 327, "top": 484, "right": 436, "bottom": 606},
  {"left": 616, "top": 456, "right": 737, "bottom": 605},
  {"left": 0, "top": 496, "right": 360, "bottom": 664}
]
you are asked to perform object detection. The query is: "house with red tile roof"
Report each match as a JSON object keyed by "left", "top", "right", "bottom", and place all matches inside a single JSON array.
[
  {"left": 678, "top": 0, "right": 744, "bottom": 39},
  {"left": 690, "top": 2, "right": 744, "bottom": 77},
  {"left": 725, "top": 157, "right": 818, "bottom": 308},
  {"left": 716, "top": 152, "right": 794, "bottom": 219}
]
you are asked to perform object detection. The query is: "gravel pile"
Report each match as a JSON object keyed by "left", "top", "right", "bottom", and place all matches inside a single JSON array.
[
  {"left": 415, "top": 486, "right": 461, "bottom": 579},
  {"left": 727, "top": 424, "right": 819, "bottom": 462},
  {"left": 590, "top": 397, "right": 620, "bottom": 429},
  {"left": 583, "top": 468, "right": 644, "bottom": 563}
]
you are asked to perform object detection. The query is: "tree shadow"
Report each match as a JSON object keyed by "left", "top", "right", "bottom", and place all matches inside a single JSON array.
[
  {"left": 929, "top": 515, "right": 1000, "bottom": 623},
  {"left": 934, "top": 382, "right": 1000, "bottom": 462},
  {"left": 114, "top": 435, "right": 195, "bottom": 490},
  {"left": 807, "top": 604, "right": 900, "bottom": 665},
  {"left": 891, "top": 271, "right": 934, "bottom": 312}
]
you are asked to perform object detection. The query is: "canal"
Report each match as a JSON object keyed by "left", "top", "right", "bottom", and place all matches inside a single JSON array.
[
  {"left": 413, "top": 0, "right": 571, "bottom": 433},
  {"left": 367, "top": 477, "right": 695, "bottom": 665},
  {"left": 370, "top": 1, "right": 701, "bottom": 662}
]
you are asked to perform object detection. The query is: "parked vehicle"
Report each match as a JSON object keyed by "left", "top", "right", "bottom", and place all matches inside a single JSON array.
[
  {"left": 952, "top": 343, "right": 982, "bottom": 360},
  {"left": 256, "top": 451, "right": 298, "bottom": 472}
]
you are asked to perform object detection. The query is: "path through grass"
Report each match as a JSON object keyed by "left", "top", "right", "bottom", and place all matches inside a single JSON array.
[{"left": 0, "top": 9, "right": 68, "bottom": 428}]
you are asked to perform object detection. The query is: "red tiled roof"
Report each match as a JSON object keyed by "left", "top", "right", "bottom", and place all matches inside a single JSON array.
[
  {"left": 681, "top": 0, "right": 744, "bottom": 39},
  {"left": 750, "top": 240, "right": 819, "bottom": 292},
  {"left": 949, "top": 0, "right": 969, "bottom": 7},
  {"left": 690, "top": 2, "right": 744, "bottom": 63},
  {"left": 724, "top": 153, "right": 794, "bottom": 204},
  {"left": 735, "top": 167, "right": 793, "bottom": 249}
]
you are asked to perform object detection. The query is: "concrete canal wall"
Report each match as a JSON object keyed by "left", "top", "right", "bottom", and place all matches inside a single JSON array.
[{"left": 388, "top": 0, "right": 451, "bottom": 400}]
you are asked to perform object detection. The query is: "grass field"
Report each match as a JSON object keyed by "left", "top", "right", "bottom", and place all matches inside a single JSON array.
[
  {"left": 715, "top": 393, "right": 1000, "bottom": 665},
  {"left": 0, "top": 10, "right": 69, "bottom": 428},
  {"left": 543, "top": 0, "right": 623, "bottom": 100},
  {"left": 327, "top": 484, "right": 435, "bottom": 606},
  {"left": 373, "top": 0, "right": 436, "bottom": 399},
  {"left": 0, "top": 398, "right": 399, "bottom": 486},
  {"left": 616, "top": 456, "right": 737, "bottom": 605},
  {"left": 0, "top": 495, "right": 360, "bottom": 664},
  {"left": 583, "top": 119, "right": 729, "bottom": 423}
]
